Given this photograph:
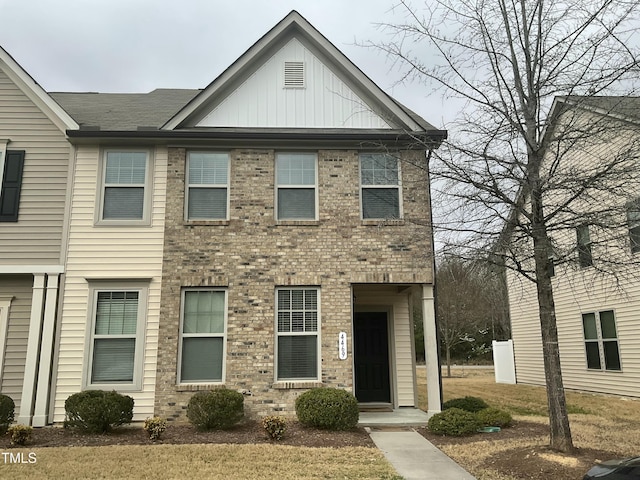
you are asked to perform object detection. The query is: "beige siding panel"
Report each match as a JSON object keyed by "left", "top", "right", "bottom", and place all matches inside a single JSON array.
[
  {"left": 0, "top": 69, "right": 69, "bottom": 264},
  {"left": 52, "top": 146, "right": 166, "bottom": 422},
  {"left": 392, "top": 297, "right": 415, "bottom": 407},
  {"left": 0, "top": 275, "right": 33, "bottom": 413},
  {"left": 507, "top": 273, "right": 546, "bottom": 385},
  {"left": 509, "top": 266, "right": 640, "bottom": 398},
  {"left": 355, "top": 290, "right": 416, "bottom": 407}
]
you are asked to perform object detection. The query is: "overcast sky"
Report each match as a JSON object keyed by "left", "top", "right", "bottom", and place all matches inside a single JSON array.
[{"left": 0, "top": 0, "right": 452, "bottom": 128}]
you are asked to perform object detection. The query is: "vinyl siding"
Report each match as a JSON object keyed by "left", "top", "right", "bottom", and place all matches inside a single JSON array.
[
  {"left": 507, "top": 109, "right": 640, "bottom": 398},
  {"left": 0, "top": 69, "right": 69, "bottom": 264},
  {"left": 509, "top": 251, "right": 640, "bottom": 398},
  {"left": 0, "top": 275, "right": 33, "bottom": 413},
  {"left": 52, "top": 145, "right": 166, "bottom": 422},
  {"left": 354, "top": 289, "right": 416, "bottom": 407},
  {"left": 197, "top": 38, "right": 392, "bottom": 129}
]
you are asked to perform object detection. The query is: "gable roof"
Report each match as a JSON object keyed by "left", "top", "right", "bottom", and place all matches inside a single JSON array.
[
  {"left": 50, "top": 89, "right": 200, "bottom": 131},
  {"left": 0, "top": 46, "right": 79, "bottom": 132},
  {"left": 162, "top": 10, "right": 442, "bottom": 136},
  {"left": 551, "top": 96, "right": 640, "bottom": 126}
]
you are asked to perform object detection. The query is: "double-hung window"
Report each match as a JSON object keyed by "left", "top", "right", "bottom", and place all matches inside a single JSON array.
[
  {"left": 186, "top": 152, "right": 229, "bottom": 220},
  {"left": 360, "top": 153, "right": 401, "bottom": 219},
  {"left": 179, "top": 289, "right": 227, "bottom": 383},
  {"left": 576, "top": 225, "right": 593, "bottom": 268},
  {"left": 626, "top": 198, "right": 640, "bottom": 254},
  {"left": 582, "top": 310, "right": 621, "bottom": 371},
  {"left": 276, "top": 153, "right": 317, "bottom": 220},
  {"left": 276, "top": 288, "right": 319, "bottom": 381},
  {"left": 100, "top": 151, "right": 149, "bottom": 222},
  {"left": 87, "top": 285, "right": 147, "bottom": 389}
]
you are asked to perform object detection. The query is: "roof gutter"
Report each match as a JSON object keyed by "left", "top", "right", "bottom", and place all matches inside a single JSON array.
[{"left": 65, "top": 128, "right": 448, "bottom": 148}]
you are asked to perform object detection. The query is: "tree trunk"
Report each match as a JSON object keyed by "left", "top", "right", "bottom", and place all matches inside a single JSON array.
[
  {"left": 446, "top": 344, "right": 452, "bottom": 378},
  {"left": 530, "top": 182, "right": 575, "bottom": 453}
]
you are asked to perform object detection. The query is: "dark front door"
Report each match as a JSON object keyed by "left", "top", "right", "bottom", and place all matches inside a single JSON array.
[{"left": 354, "top": 312, "right": 391, "bottom": 403}]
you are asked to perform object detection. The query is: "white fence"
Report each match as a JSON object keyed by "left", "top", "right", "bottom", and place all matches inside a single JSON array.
[{"left": 492, "top": 340, "right": 516, "bottom": 384}]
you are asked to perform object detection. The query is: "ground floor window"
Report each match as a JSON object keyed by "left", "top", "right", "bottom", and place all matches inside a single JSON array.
[
  {"left": 582, "top": 310, "right": 621, "bottom": 371},
  {"left": 276, "top": 288, "right": 319, "bottom": 381},
  {"left": 179, "top": 289, "right": 227, "bottom": 383},
  {"left": 86, "top": 283, "right": 147, "bottom": 389}
]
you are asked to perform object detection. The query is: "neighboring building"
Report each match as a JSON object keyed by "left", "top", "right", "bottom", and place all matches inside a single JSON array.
[
  {"left": 507, "top": 97, "right": 640, "bottom": 399},
  {"left": 0, "top": 11, "right": 446, "bottom": 424},
  {"left": 0, "top": 46, "right": 78, "bottom": 426}
]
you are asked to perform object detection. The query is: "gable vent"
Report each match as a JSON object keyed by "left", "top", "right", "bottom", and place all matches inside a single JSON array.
[{"left": 284, "top": 61, "right": 305, "bottom": 88}]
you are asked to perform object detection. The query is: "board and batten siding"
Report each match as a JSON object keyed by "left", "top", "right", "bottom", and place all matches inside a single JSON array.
[
  {"left": 508, "top": 267, "right": 640, "bottom": 398},
  {"left": 0, "top": 275, "right": 33, "bottom": 412},
  {"left": 52, "top": 145, "right": 167, "bottom": 423},
  {"left": 354, "top": 289, "right": 416, "bottom": 407},
  {"left": 197, "top": 38, "right": 392, "bottom": 129},
  {"left": 0, "top": 69, "right": 69, "bottom": 264}
]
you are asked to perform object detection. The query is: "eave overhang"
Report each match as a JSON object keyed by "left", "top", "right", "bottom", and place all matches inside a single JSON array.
[{"left": 65, "top": 128, "right": 448, "bottom": 149}]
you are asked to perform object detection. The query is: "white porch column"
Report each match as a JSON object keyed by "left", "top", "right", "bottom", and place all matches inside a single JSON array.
[
  {"left": 422, "top": 283, "right": 442, "bottom": 415},
  {"left": 33, "top": 274, "right": 59, "bottom": 427},
  {"left": 18, "top": 274, "right": 46, "bottom": 425}
]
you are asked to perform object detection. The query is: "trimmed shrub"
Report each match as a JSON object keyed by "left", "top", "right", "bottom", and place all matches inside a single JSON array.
[
  {"left": 143, "top": 416, "right": 167, "bottom": 441},
  {"left": 476, "top": 407, "right": 512, "bottom": 428},
  {"left": 262, "top": 415, "right": 287, "bottom": 440},
  {"left": 295, "top": 388, "right": 359, "bottom": 430},
  {"left": 428, "top": 407, "right": 481, "bottom": 436},
  {"left": 187, "top": 389, "right": 244, "bottom": 431},
  {"left": 0, "top": 394, "right": 15, "bottom": 433},
  {"left": 442, "top": 396, "right": 489, "bottom": 413},
  {"left": 64, "top": 390, "right": 134, "bottom": 433},
  {"left": 8, "top": 424, "right": 32, "bottom": 446}
]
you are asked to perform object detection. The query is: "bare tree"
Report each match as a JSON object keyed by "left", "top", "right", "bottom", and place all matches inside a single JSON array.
[
  {"left": 371, "top": 0, "right": 640, "bottom": 452},
  {"left": 436, "top": 256, "right": 509, "bottom": 377}
]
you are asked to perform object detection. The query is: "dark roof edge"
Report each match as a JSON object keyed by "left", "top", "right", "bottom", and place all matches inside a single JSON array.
[{"left": 65, "top": 128, "right": 447, "bottom": 146}]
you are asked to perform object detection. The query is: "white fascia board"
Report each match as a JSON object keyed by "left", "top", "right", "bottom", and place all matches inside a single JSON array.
[
  {"left": 162, "top": 11, "right": 423, "bottom": 132},
  {"left": 0, "top": 46, "right": 79, "bottom": 132},
  {"left": 0, "top": 265, "right": 64, "bottom": 274}
]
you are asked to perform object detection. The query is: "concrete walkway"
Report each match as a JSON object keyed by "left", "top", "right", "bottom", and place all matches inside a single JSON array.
[{"left": 369, "top": 429, "right": 477, "bottom": 480}]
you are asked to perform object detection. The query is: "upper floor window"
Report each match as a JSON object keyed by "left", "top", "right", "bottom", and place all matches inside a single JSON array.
[
  {"left": 360, "top": 153, "right": 401, "bottom": 219},
  {"left": 86, "top": 283, "right": 148, "bottom": 390},
  {"left": 576, "top": 224, "right": 593, "bottom": 268},
  {"left": 582, "top": 310, "right": 621, "bottom": 371},
  {"left": 99, "top": 151, "right": 150, "bottom": 223},
  {"left": 179, "top": 289, "right": 227, "bottom": 383},
  {"left": 0, "top": 148, "right": 25, "bottom": 223},
  {"left": 276, "top": 153, "right": 317, "bottom": 220},
  {"left": 626, "top": 198, "right": 640, "bottom": 254},
  {"left": 186, "top": 152, "right": 229, "bottom": 220}
]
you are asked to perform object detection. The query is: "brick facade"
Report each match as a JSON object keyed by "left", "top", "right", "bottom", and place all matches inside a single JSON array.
[{"left": 154, "top": 147, "right": 433, "bottom": 420}]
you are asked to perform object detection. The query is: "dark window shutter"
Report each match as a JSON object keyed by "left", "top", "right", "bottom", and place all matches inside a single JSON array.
[{"left": 0, "top": 151, "right": 25, "bottom": 222}]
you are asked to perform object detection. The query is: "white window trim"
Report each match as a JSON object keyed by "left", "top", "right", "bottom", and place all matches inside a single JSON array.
[
  {"left": 0, "top": 297, "right": 13, "bottom": 382},
  {"left": 582, "top": 309, "right": 622, "bottom": 372},
  {"left": 185, "top": 152, "right": 230, "bottom": 221},
  {"left": 96, "top": 149, "right": 153, "bottom": 226},
  {"left": 83, "top": 282, "right": 148, "bottom": 391},
  {"left": 274, "top": 287, "right": 321, "bottom": 382},
  {"left": 275, "top": 152, "right": 318, "bottom": 221},
  {"left": 359, "top": 153, "right": 404, "bottom": 220},
  {"left": 177, "top": 288, "right": 228, "bottom": 385},
  {"left": 0, "top": 140, "right": 8, "bottom": 195}
]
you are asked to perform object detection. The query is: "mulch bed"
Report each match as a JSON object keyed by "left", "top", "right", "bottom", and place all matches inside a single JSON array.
[
  {"left": 1, "top": 420, "right": 375, "bottom": 449},
  {"left": 418, "top": 420, "right": 620, "bottom": 480}
]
